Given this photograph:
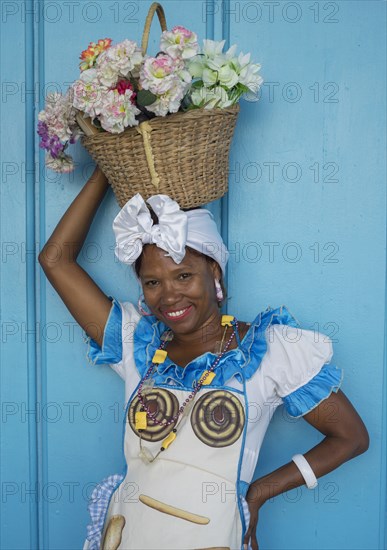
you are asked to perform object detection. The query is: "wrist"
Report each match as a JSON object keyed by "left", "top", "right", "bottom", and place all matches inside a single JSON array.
[{"left": 246, "top": 479, "right": 271, "bottom": 508}]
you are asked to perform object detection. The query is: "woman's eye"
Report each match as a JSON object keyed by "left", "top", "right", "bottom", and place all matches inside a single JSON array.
[
  {"left": 179, "top": 273, "right": 192, "bottom": 280},
  {"left": 145, "top": 280, "right": 159, "bottom": 287}
]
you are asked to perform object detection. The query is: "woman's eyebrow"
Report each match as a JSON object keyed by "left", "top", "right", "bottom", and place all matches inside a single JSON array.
[{"left": 141, "top": 264, "right": 196, "bottom": 277}]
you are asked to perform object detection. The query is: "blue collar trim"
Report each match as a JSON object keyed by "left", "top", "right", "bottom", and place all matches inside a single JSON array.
[{"left": 133, "top": 306, "right": 299, "bottom": 389}]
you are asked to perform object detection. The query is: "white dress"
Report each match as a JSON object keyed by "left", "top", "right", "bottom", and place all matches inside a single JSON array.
[{"left": 82, "top": 300, "right": 343, "bottom": 550}]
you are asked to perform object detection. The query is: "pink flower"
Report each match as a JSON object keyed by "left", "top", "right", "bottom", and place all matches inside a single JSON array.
[
  {"left": 160, "top": 26, "right": 199, "bottom": 60},
  {"left": 72, "top": 78, "right": 105, "bottom": 118},
  {"left": 140, "top": 54, "right": 181, "bottom": 95},
  {"left": 98, "top": 89, "right": 140, "bottom": 133},
  {"left": 96, "top": 39, "right": 143, "bottom": 87},
  {"left": 146, "top": 80, "right": 187, "bottom": 117},
  {"left": 115, "top": 80, "right": 136, "bottom": 103},
  {"left": 174, "top": 26, "right": 192, "bottom": 37}
]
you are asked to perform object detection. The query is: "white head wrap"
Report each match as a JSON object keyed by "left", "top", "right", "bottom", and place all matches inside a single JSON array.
[{"left": 113, "top": 193, "right": 229, "bottom": 275}]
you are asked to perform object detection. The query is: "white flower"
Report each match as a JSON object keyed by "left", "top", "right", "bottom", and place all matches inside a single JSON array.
[
  {"left": 188, "top": 56, "right": 205, "bottom": 78},
  {"left": 96, "top": 39, "right": 143, "bottom": 87},
  {"left": 189, "top": 40, "right": 242, "bottom": 90},
  {"left": 146, "top": 80, "right": 187, "bottom": 116},
  {"left": 193, "top": 59, "right": 238, "bottom": 90},
  {"left": 175, "top": 60, "right": 192, "bottom": 84},
  {"left": 202, "top": 67, "right": 218, "bottom": 87},
  {"left": 239, "top": 62, "right": 263, "bottom": 93},
  {"left": 218, "top": 65, "right": 239, "bottom": 89},
  {"left": 95, "top": 59, "right": 120, "bottom": 88},
  {"left": 236, "top": 50, "right": 251, "bottom": 67},
  {"left": 98, "top": 89, "right": 140, "bottom": 133},
  {"left": 227, "top": 50, "right": 263, "bottom": 94},
  {"left": 191, "top": 86, "right": 233, "bottom": 109},
  {"left": 160, "top": 26, "right": 199, "bottom": 60},
  {"left": 46, "top": 152, "right": 74, "bottom": 173},
  {"left": 206, "top": 54, "right": 228, "bottom": 72},
  {"left": 224, "top": 44, "right": 238, "bottom": 60},
  {"left": 78, "top": 68, "right": 99, "bottom": 83},
  {"left": 140, "top": 54, "right": 183, "bottom": 95},
  {"left": 202, "top": 39, "right": 226, "bottom": 58},
  {"left": 38, "top": 92, "right": 77, "bottom": 141},
  {"left": 71, "top": 78, "right": 106, "bottom": 118}
]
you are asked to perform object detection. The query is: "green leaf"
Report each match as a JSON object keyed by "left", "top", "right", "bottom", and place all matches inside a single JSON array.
[
  {"left": 137, "top": 89, "right": 157, "bottom": 107},
  {"left": 191, "top": 79, "right": 204, "bottom": 89}
]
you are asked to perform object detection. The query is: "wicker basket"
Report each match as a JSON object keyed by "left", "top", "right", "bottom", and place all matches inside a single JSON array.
[{"left": 77, "top": 2, "right": 240, "bottom": 208}]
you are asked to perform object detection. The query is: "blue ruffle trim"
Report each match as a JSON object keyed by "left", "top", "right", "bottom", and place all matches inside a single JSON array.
[
  {"left": 242, "top": 306, "right": 299, "bottom": 379},
  {"left": 133, "top": 305, "right": 300, "bottom": 389},
  {"left": 85, "top": 297, "right": 123, "bottom": 366},
  {"left": 283, "top": 363, "right": 344, "bottom": 418},
  {"left": 85, "top": 473, "right": 124, "bottom": 549}
]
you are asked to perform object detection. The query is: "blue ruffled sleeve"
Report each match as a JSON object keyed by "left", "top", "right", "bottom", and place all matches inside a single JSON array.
[
  {"left": 282, "top": 363, "right": 343, "bottom": 417},
  {"left": 262, "top": 323, "right": 344, "bottom": 418},
  {"left": 85, "top": 296, "right": 123, "bottom": 366}
]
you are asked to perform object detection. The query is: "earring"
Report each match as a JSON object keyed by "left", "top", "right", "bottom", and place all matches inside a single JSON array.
[
  {"left": 214, "top": 279, "right": 224, "bottom": 302},
  {"left": 137, "top": 294, "right": 153, "bottom": 316}
]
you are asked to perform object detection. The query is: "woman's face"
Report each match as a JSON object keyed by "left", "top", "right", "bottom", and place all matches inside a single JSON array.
[{"left": 139, "top": 245, "right": 221, "bottom": 335}]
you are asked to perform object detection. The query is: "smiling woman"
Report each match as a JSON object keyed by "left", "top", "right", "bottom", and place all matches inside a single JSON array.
[
  {"left": 38, "top": 166, "right": 369, "bottom": 550},
  {"left": 136, "top": 245, "right": 248, "bottom": 367}
]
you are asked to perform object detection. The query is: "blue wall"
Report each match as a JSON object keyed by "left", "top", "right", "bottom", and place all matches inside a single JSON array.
[{"left": 1, "top": 1, "right": 386, "bottom": 548}]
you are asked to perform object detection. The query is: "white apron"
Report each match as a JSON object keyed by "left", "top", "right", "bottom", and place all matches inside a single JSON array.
[{"left": 100, "top": 384, "right": 248, "bottom": 550}]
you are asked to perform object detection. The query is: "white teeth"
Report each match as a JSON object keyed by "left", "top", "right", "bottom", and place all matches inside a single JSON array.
[{"left": 165, "top": 308, "right": 187, "bottom": 318}]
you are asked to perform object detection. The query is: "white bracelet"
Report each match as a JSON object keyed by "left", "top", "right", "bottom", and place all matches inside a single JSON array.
[{"left": 292, "top": 454, "right": 318, "bottom": 489}]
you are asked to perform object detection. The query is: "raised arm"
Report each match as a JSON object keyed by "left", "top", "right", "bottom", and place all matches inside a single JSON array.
[
  {"left": 38, "top": 167, "right": 113, "bottom": 347},
  {"left": 243, "top": 389, "right": 369, "bottom": 550}
]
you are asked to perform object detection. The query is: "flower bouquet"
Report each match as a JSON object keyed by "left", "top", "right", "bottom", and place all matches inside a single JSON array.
[{"left": 38, "top": 2, "right": 263, "bottom": 207}]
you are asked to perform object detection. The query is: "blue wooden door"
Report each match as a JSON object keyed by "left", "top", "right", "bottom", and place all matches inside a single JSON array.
[{"left": 1, "top": 1, "right": 385, "bottom": 549}]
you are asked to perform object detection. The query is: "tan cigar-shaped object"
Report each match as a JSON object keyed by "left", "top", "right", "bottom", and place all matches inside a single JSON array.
[
  {"left": 139, "top": 494, "right": 210, "bottom": 525},
  {"left": 101, "top": 514, "right": 126, "bottom": 550}
]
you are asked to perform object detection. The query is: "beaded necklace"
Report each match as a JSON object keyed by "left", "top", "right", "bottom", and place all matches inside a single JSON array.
[{"left": 135, "top": 315, "right": 239, "bottom": 463}]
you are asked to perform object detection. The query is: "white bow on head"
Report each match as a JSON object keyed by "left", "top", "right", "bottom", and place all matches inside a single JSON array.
[
  {"left": 113, "top": 193, "right": 229, "bottom": 274},
  {"left": 113, "top": 193, "right": 188, "bottom": 265}
]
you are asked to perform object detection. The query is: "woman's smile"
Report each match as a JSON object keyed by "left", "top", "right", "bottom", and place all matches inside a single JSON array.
[{"left": 162, "top": 305, "right": 193, "bottom": 321}]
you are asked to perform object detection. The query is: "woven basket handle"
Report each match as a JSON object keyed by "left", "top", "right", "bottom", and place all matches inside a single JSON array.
[{"left": 141, "top": 3, "right": 168, "bottom": 55}]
